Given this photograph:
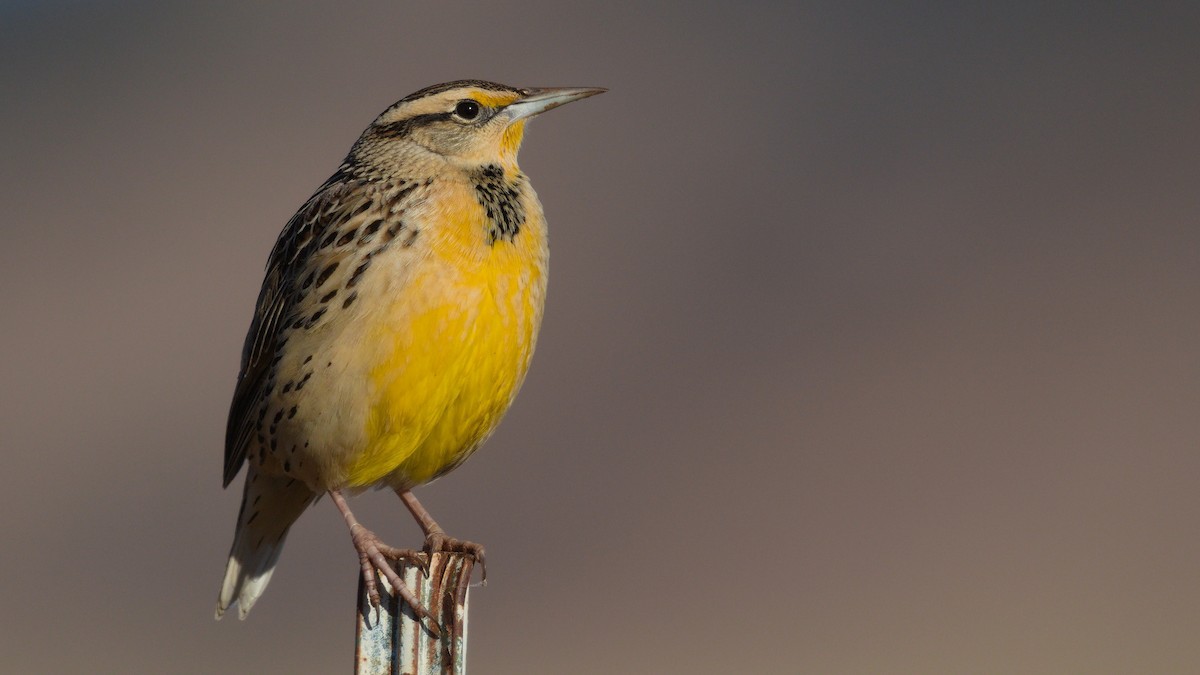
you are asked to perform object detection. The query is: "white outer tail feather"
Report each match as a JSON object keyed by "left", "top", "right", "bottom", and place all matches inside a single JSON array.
[{"left": 216, "top": 468, "right": 316, "bottom": 619}]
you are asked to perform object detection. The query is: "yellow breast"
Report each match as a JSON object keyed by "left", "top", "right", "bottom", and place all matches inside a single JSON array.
[{"left": 341, "top": 179, "right": 546, "bottom": 487}]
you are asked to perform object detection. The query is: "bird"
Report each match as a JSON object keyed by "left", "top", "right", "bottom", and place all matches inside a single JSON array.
[{"left": 215, "top": 80, "right": 605, "bottom": 624}]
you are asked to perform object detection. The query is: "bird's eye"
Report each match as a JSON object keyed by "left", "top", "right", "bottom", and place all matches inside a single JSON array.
[{"left": 454, "top": 100, "right": 481, "bottom": 121}]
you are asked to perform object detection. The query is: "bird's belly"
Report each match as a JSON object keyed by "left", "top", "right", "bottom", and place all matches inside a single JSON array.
[{"left": 339, "top": 253, "right": 544, "bottom": 488}]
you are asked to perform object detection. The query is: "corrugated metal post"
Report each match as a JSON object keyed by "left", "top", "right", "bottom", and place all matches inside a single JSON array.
[{"left": 355, "top": 552, "right": 474, "bottom": 674}]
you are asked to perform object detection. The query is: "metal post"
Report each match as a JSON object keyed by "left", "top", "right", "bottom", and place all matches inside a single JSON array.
[{"left": 355, "top": 552, "right": 474, "bottom": 675}]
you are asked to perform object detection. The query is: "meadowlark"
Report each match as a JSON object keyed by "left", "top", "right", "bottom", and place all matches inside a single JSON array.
[{"left": 216, "top": 80, "right": 605, "bottom": 624}]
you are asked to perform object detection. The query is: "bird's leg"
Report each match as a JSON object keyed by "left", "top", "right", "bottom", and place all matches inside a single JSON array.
[
  {"left": 329, "top": 490, "right": 439, "bottom": 629},
  {"left": 395, "top": 489, "right": 487, "bottom": 582}
]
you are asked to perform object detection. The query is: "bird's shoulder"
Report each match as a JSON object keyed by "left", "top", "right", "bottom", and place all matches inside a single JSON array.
[{"left": 269, "top": 168, "right": 428, "bottom": 276}]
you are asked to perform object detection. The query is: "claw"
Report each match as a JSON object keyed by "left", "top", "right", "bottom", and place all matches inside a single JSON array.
[
  {"left": 350, "top": 523, "right": 440, "bottom": 628},
  {"left": 424, "top": 530, "right": 486, "bottom": 582}
]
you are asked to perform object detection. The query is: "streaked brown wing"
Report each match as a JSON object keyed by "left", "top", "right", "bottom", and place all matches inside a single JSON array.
[{"left": 223, "top": 168, "right": 374, "bottom": 486}]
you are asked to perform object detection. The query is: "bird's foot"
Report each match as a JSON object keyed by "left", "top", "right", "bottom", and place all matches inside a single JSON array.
[
  {"left": 422, "top": 528, "right": 487, "bottom": 583},
  {"left": 348, "top": 523, "right": 441, "bottom": 628}
]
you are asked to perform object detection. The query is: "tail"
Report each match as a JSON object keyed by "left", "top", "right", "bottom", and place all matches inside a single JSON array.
[{"left": 215, "top": 469, "right": 317, "bottom": 620}]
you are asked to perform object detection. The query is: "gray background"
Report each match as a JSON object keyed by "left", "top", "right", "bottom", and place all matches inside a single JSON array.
[{"left": 2, "top": 1, "right": 1198, "bottom": 672}]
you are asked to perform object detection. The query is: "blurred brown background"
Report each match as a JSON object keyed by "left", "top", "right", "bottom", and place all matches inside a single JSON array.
[{"left": 2, "top": 1, "right": 1198, "bottom": 673}]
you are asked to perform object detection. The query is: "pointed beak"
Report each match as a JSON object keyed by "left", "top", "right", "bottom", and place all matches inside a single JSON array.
[{"left": 505, "top": 87, "right": 607, "bottom": 121}]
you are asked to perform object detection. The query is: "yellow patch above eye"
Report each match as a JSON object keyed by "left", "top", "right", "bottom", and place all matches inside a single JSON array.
[{"left": 471, "top": 91, "right": 521, "bottom": 109}]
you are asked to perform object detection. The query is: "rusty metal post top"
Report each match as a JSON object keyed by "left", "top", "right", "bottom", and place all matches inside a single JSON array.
[{"left": 355, "top": 552, "right": 475, "bottom": 675}]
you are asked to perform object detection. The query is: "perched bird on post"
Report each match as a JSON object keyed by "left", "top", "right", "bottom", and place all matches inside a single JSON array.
[{"left": 216, "top": 80, "right": 605, "bottom": 624}]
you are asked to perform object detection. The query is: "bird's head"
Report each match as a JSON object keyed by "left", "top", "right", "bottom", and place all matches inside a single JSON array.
[{"left": 360, "top": 80, "right": 605, "bottom": 170}]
